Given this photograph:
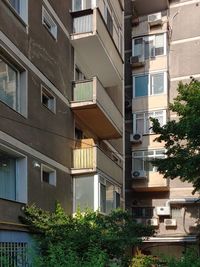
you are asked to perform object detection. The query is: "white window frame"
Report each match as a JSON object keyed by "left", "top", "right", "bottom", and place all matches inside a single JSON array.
[
  {"left": 133, "top": 109, "right": 167, "bottom": 135},
  {"left": 73, "top": 174, "right": 121, "bottom": 214},
  {"left": 41, "top": 164, "right": 56, "bottom": 186},
  {"left": 132, "top": 33, "right": 167, "bottom": 58},
  {"left": 0, "top": 51, "right": 28, "bottom": 117},
  {"left": 42, "top": 6, "right": 57, "bottom": 40},
  {"left": 132, "top": 149, "right": 165, "bottom": 173},
  {"left": 72, "top": 0, "right": 97, "bottom": 11},
  {"left": 8, "top": 0, "right": 28, "bottom": 24},
  {"left": 133, "top": 71, "right": 167, "bottom": 98},
  {"left": 0, "top": 143, "right": 27, "bottom": 203},
  {"left": 41, "top": 85, "right": 56, "bottom": 113}
]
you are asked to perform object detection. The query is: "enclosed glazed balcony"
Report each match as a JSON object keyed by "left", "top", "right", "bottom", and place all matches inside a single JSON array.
[
  {"left": 71, "top": 139, "right": 123, "bottom": 184},
  {"left": 71, "top": 77, "right": 122, "bottom": 139},
  {"left": 71, "top": 8, "right": 123, "bottom": 88}
]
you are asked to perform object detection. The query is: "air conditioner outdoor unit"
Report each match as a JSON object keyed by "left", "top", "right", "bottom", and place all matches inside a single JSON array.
[
  {"left": 148, "top": 12, "right": 162, "bottom": 26},
  {"left": 132, "top": 170, "right": 147, "bottom": 179},
  {"left": 146, "top": 218, "right": 159, "bottom": 226},
  {"left": 156, "top": 206, "right": 170, "bottom": 216},
  {"left": 130, "top": 56, "right": 145, "bottom": 67},
  {"left": 130, "top": 133, "right": 142, "bottom": 144},
  {"left": 164, "top": 219, "right": 177, "bottom": 227}
]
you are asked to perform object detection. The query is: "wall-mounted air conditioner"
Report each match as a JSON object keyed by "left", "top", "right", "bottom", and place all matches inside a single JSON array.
[
  {"left": 132, "top": 170, "right": 147, "bottom": 179},
  {"left": 164, "top": 219, "right": 177, "bottom": 227},
  {"left": 148, "top": 12, "right": 162, "bottom": 26},
  {"left": 156, "top": 206, "right": 170, "bottom": 216},
  {"left": 130, "top": 56, "right": 145, "bottom": 67},
  {"left": 146, "top": 218, "right": 159, "bottom": 226},
  {"left": 130, "top": 133, "right": 142, "bottom": 144}
]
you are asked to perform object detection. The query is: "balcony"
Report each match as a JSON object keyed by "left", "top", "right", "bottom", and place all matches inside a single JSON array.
[
  {"left": 71, "top": 139, "right": 123, "bottom": 184},
  {"left": 71, "top": 77, "right": 122, "bottom": 139},
  {"left": 132, "top": 0, "right": 168, "bottom": 16},
  {"left": 71, "top": 8, "right": 123, "bottom": 88},
  {"left": 132, "top": 172, "right": 169, "bottom": 192}
]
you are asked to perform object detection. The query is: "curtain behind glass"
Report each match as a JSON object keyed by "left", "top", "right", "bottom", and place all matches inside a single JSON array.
[{"left": 0, "top": 156, "right": 16, "bottom": 201}]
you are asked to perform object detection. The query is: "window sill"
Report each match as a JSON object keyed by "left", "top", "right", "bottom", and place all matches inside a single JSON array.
[
  {"left": 3, "top": 0, "right": 28, "bottom": 31},
  {"left": 133, "top": 93, "right": 167, "bottom": 99}
]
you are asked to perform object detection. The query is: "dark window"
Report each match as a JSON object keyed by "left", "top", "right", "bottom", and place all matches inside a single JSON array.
[
  {"left": 9, "top": 0, "right": 20, "bottom": 13},
  {"left": 132, "top": 207, "right": 154, "bottom": 218},
  {"left": 42, "top": 171, "right": 50, "bottom": 183}
]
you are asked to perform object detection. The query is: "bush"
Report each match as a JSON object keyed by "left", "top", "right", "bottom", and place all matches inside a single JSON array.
[{"left": 20, "top": 203, "right": 154, "bottom": 267}]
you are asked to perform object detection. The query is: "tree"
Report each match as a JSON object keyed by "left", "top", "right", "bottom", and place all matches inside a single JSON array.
[
  {"left": 151, "top": 78, "right": 200, "bottom": 193},
  {"left": 20, "top": 203, "right": 154, "bottom": 267}
]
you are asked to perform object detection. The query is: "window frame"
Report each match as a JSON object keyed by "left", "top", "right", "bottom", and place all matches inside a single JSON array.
[
  {"left": 41, "top": 164, "right": 56, "bottom": 186},
  {"left": 0, "top": 144, "right": 27, "bottom": 203},
  {"left": 41, "top": 85, "right": 56, "bottom": 114},
  {"left": 132, "top": 149, "right": 165, "bottom": 173},
  {"left": 0, "top": 49, "right": 28, "bottom": 117},
  {"left": 132, "top": 33, "right": 167, "bottom": 59},
  {"left": 42, "top": 6, "right": 58, "bottom": 40},
  {"left": 132, "top": 206, "right": 154, "bottom": 219},
  {"left": 133, "top": 109, "right": 167, "bottom": 135},
  {"left": 7, "top": 0, "right": 28, "bottom": 25},
  {"left": 133, "top": 71, "right": 167, "bottom": 98}
]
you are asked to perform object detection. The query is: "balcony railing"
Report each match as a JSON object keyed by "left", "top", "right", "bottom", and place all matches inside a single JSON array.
[
  {"left": 73, "top": 13, "right": 93, "bottom": 33},
  {"left": 71, "top": 77, "right": 122, "bottom": 139},
  {"left": 72, "top": 139, "right": 123, "bottom": 184}
]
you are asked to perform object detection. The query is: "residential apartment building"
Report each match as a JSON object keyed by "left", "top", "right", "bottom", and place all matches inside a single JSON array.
[
  {"left": 125, "top": 0, "right": 200, "bottom": 257},
  {"left": 0, "top": 0, "right": 124, "bottom": 264}
]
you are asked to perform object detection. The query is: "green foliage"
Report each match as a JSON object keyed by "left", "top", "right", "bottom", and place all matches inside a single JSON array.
[
  {"left": 164, "top": 248, "right": 200, "bottom": 267},
  {"left": 20, "top": 203, "right": 154, "bottom": 267},
  {"left": 130, "top": 250, "right": 158, "bottom": 267},
  {"left": 151, "top": 78, "right": 200, "bottom": 193}
]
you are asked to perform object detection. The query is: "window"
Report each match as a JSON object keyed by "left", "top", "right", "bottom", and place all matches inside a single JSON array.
[
  {"left": 42, "top": 7, "right": 57, "bottom": 40},
  {"left": 133, "top": 72, "right": 167, "bottom": 97},
  {"left": 134, "top": 110, "right": 166, "bottom": 135},
  {"left": 8, "top": 0, "right": 28, "bottom": 24},
  {"left": 0, "top": 53, "right": 27, "bottom": 116},
  {"left": 0, "top": 57, "right": 18, "bottom": 111},
  {"left": 132, "top": 207, "right": 154, "bottom": 218},
  {"left": 132, "top": 149, "right": 165, "bottom": 173},
  {"left": 0, "top": 231, "right": 31, "bottom": 266},
  {"left": 133, "top": 33, "right": 166, "bottom": 59},
  {"left": 73, "top": 175, "right": 121, "bottom": 214},
  {"left": 41, "top": 86, "right": 56, "bottom": 113},
  {"left": 114, "top": 191, "right": 120, "bottom": 209},
  {"left": 74, "top": 176, "right": 94, "bottom": 211},
  {"left": 0, "top": 146, "right": 27, "bottom": 203},
  {"left": 41, "top": 164, "right": 56, "bottom": 186},
  {"left": 72, "top": 0, "right": 93, "bottom": 11}
]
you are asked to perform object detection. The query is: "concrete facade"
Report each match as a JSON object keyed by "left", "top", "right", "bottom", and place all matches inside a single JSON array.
[
  {"left": 125, "top": 0, "right": 200, "bottom": 257},
  {"left": 0, "top": 0, "right": 124, "bottom": 264}
]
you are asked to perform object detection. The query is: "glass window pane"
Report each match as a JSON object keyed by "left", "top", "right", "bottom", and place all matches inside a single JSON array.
[
  {"left": 144, "top": 158, "right": 153, "bottom": 172},
  {"left": 0, "top": 58, "right": 17, "bottom": 110},
  {"left": 74, "top": 176, "right": 94, "bottom": 211},
  {"left": 134, "top": 38, "right": 143, "bottom": 57},
  {"left": 136, "top": 117, "right": 144, "bottom": 134},
  {"left": 100, "top": 183, "right": 106, "bottom": 213},
  {"left": 134, "top": 158, "right": 143, "bottom": 171},
  {"left": 106, "top": 181, "right": 114, "bottom": 214},
  {"left": 145, "top": 40, "right": 154, "bottom": 59},
  {"left": 155, "top": 34, "right": 164, "bottom": 56},
  {"left": 151, "top": 73, "right": 164, "bottom": 94},
  {"left": 73, "top": 0, "right": 82, "bottom": 11},
  {"left": 133, "top": 151, "right": 143, "bottom": 157},
  {"left": 0, "top": 151, "right": 16, "bottom": 201},
  {"left": 135, "top": 75, "right": 148, "bottom": 97},
  {"left": 9, "top": 0, "right": 20, "bottom": 13}
]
